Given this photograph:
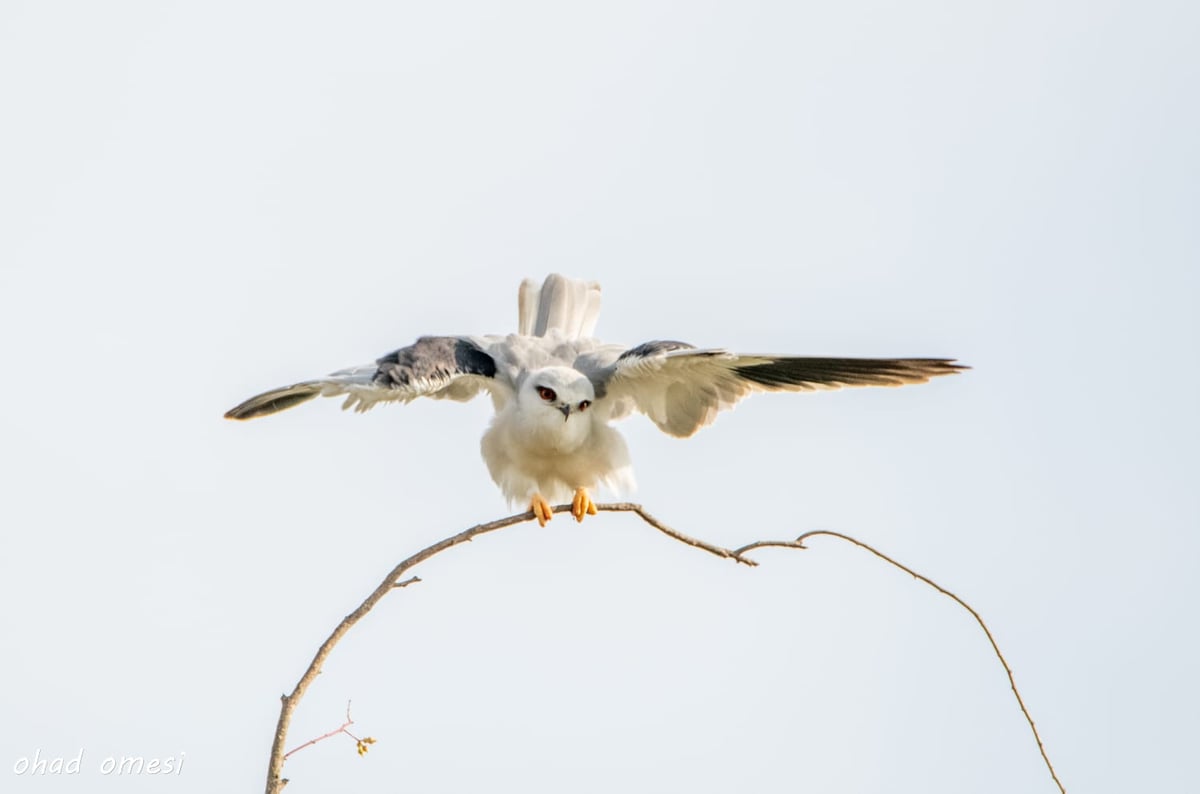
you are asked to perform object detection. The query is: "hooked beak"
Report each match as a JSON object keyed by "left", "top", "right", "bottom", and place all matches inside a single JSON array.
[{"left": 558, "top": 404, "right": 571, "bottom": 421}]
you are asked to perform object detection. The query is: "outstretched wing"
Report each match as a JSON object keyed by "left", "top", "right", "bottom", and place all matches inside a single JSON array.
[
  {"left": 595, "top": 340, "right": 966, "bottom": 438},
  {"left": 224, "top": 336, "right": 498, "bottom": 420}
]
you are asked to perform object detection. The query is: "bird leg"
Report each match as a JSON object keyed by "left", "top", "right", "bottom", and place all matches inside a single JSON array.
[
  {"left": 530, "top": 493, "right": 554, "bottom": 527},
  {"left": 571, "top": 487, "right": 598, "bottom": 523}
]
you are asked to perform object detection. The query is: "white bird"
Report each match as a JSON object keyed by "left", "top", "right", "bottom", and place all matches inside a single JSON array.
[{"left": 226, "top": 275, "right": 965, "bottom": 525}]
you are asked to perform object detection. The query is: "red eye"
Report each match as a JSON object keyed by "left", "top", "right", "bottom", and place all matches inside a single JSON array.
[
  {"left": 537, "top": 386, "right": 557, "bottom": 402},
  {"left": 578, "top": 400, "right": 591, "bottom": 411}
]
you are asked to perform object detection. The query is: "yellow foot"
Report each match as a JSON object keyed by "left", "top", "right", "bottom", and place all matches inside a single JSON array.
[
  {"left": 531, "top": 493, "right": 554, "bottom": 527},
  {"left": 571, "top": 487, "right": 598, "bottom": 523}
]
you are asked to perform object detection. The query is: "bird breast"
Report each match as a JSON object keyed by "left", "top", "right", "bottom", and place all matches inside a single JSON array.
[{"left": 512, "top": 405, "right": 594, "bottom": 455}]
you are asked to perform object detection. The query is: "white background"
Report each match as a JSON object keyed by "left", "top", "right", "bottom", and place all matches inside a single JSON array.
[{"left": 2, "top": 2, "right": 1196, "bottom": 792}]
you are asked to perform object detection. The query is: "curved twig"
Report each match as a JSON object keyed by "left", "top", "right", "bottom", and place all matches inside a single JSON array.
[
  {"left": 775, "top": 530, "right": 1067, "bottom": 794},
  {"left": 582, "top": 502, "right": 759, "bottom": 565},
  {"left": 264, "top": 505, "right": 1064, "bottom": 794}
]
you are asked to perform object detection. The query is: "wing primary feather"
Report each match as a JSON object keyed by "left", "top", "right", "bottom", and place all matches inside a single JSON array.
[
  {"left": 224, "top": 337, "right": 497, "bottom": 420},
  {"left": 733, "top": 357, "right": 967, "bottom": 389},
  {"left": 224, "top": 383, "right": 321, "bottom": 420},
  {"left": 600, "top": 345, "right": 968, "bottom": 438}
]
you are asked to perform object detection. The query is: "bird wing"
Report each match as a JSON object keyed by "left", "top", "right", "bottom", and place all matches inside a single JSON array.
[
  {"left": 595, "top": 340, "right": 966, "bottom": 438},
  {"left": 224, "top": 336, "right": 499, "bottom": 420}
]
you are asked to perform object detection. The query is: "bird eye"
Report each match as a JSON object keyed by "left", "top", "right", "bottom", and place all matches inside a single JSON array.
[
  {"left": 536, "top": 386, "right": 557, "bottom": 402},
  {"left": 578, "top": 400, "right": 591, "bottom": 411}
]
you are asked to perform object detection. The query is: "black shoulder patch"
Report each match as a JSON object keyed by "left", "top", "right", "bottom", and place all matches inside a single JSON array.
[
  {"left": 453, "top": 339, "right": 498, "bottom": 379},
  {"left": 617, "top": 340, "right": 696, "bottom": 361},
  {"left": 374, "top": 337, "right": 496, "bottom": 388}
]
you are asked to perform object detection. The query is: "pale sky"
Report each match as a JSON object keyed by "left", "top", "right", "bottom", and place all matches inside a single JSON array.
[{"left": 2, "top": 2, "right": 1197, "bottom": 792}]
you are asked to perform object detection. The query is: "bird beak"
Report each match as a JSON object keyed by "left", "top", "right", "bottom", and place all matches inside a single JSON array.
[{"left": 558, "top": 404, "right": 571, "bottom": 420}]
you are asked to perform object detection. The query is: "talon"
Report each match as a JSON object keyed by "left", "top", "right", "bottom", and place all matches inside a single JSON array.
[
  {"left": 531, "top": 493, "right": 553, "bottom": 526},
  {"left": 572, "top": 487, "right": 596, "bottom": 523}
]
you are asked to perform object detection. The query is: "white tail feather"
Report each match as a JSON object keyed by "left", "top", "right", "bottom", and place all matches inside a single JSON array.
[
  {"left": 517, "top": 274, "right": 602, "bottom": 339},
  {"left": 517, "top": 278, "right": 539, "bottom": 336},
  {"left": 578, "top": 284, "right": 602, "bottom": 337}
]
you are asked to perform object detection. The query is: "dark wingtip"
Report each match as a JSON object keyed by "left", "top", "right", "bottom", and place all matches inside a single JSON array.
[
  {"left": 904, "top": 358, "right": 971, "bottom": 381},
  {"left": 224, "top": 403, "right": 265, "bottom": 421},
  {"left": 895, "top": 358, "right": 970, "bottom": 376},
  {"left": 223, "top": 389, "right": 319, "bottom": 421},
  {"left": 733, "top": 356, "right": 970, "bottom": 390}
]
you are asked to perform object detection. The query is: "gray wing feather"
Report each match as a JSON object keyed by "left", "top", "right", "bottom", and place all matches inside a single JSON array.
[
  {"left": 224, "top": 336, "right": 497, "bottom": 420},
  {"left": 598, "top": 341, "right": 966, "bottom": 437},
  {"left": 374, "top": 336, "right": 497, "bottom": 393}
]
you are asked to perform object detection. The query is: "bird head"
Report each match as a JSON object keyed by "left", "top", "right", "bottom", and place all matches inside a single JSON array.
[{"left": 516, "top": 367, "right": 597, "bottom": 450}]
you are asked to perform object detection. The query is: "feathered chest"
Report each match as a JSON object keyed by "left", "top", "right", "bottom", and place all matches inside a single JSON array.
[{"left": 507, "top": 406, "right": 594, "bottom": 456}]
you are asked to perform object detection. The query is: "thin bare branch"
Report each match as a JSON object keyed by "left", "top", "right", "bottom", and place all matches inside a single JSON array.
[
  {"left": 583, "top": 502, "right": 759, "bottom": 566},
  {"left": 783, "top": 529, "right": 1067, "bottom": 794},
  {"left": 265, "top": 508, "right": 547, "bottom": 792},
  {"left": 264, "top": 505, "right": 1065, "bottom": 794}
]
